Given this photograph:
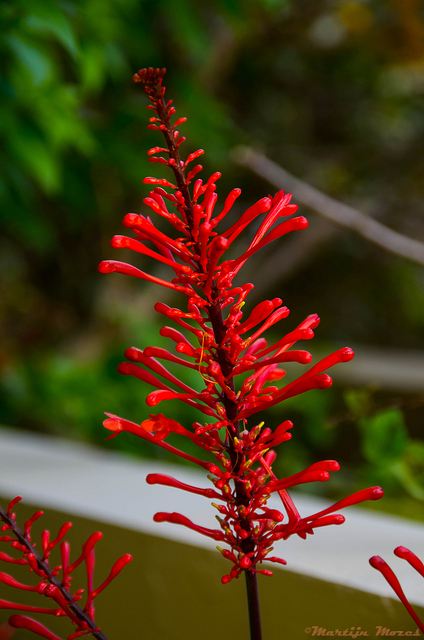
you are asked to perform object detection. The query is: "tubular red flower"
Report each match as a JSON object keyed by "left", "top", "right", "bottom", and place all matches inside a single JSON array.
[
  {"left": 8, "top": 615, "right": 64, "bottom": 640},
  {"left": 87, "top": 554, "right": 132, "bottom": 602},
  {"left": 221, "top": 216, "right": 309, "bottom": 278},
  {"left": 0, "top": 573, "right": 38, "bottom": 591},
  {"left": 211, "top": 188, "right": 242, "bottom": 226},
  {"left": 111, "top": 236, "right": 191, "bottom": 273},
  {"left": 0, "top": 601, "right": 58, "bottom": 614},
  {"left": 303, "top": 486, "right": 384, "bottom": 524},
  {"left": 120, "top": 350, "right": 198, "bottom": 395},
  {"left": 103, "top": 414, "right": 221, "bottom": 474},
  {"left": 98, "top": 260, "right": 192, "bottom": 294},
  {"left": 146, "top": 474, "right": 223, "bottom": 500},
  {"left": 204, "top": 236, "right": 230, "bottom": 300},
  {"left": 153, "top": 512, "right": 226, "bottom": 542},
  {"left": 232, "top": 351, "right": 312, "bottom": 377},
  {"left": 222, "top": 197, "right": 272, "bottom": 243},
  {"left": 7, "top": 497, "right": 22, "bottom": 516},
  {"left": 142, "top": 346, "right": 198, "bottom": 371},
  {"left": 140, "top": 414, "right": 193, "bottom": 440}
]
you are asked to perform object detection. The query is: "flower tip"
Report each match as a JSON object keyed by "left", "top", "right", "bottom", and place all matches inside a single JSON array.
[
  {"left": 327, "top": 460, "right": 340, "bottom": 471},
  {"left": 370, "top": 486, "right": 384, "bottom": 501},
  {"left": 239, "top": 556, "right": 252, "bottom": 569},
  {"left": 317, "top": 374, "right": 333, "bottom": 389},
  {"left": 103, "top": 418, "right": 123, "bottom": 432},
  {"left": 124, "top": 347, "right": 139, "bottom": 360},
  {"left": 369, "top": 555, "right": 385, "bottom": 570},
  {"left": 132, "top": 67, "right": 167, "bottom": 84},
  {"left": 296, "top": 216, "right": 309, "bottom": 230},
  {"left": 98, "top": 261, "right": 115, "bottom": 274},
  {"left": 111, "top": 235, "right": 126, "bottom": 248},
  {"left": 221, "top": 574, "right": 232, "bottom": 584},
  {"left": 153, "top": 512, "right": 169, "bottom": 523},
  {"left": 340, "top": 347, "right": 355, "bottom": 362},
  {"left": 394, "top": 546, "right": 411, "bottom": 560}
]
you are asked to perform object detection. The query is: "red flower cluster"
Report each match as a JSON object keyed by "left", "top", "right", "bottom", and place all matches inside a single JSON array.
[
  {"left": 0, "top": 497, "right": 131, "bottom": 640},
  {"left": 100, "top": 67, "right": 383, "bottom": 584},
  {"left": 370, "top": 547, "right": 424, "bottom": 633}
]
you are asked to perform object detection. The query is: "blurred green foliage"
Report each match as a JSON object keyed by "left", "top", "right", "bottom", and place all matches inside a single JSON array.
[{"left": 2, "top": 0, "right": 424, "bottom": 508}]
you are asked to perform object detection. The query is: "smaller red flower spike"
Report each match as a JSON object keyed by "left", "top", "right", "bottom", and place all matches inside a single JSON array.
[{"left": 0, "top": 499, "right": 130, "bottom": 640}]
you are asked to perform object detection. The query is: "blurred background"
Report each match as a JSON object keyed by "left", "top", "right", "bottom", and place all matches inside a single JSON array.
[{"left": 2, "top": 0, "right": 424, "bottom": 517}]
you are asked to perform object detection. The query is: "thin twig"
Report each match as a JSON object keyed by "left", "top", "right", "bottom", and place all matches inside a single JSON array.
[{"left": 232, "top": 146, "right": 424, "bottom": 268}]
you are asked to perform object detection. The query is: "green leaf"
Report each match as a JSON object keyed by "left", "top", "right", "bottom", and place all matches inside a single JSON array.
[
  {"left": 390, "top": 460, "right": 424, "bottom": 501},
  {"left": 23, "top": 5, "right": 79, "bottom": 59},
  {"left": 10, "top": 129, "right": 61, "bottom": 194},
  {"left": 343, "top": 387, "right": 373, "bottom": 418},
  {"left": 5, "top": 34, "right": 53, "bottom": 86},
  {"left": 359, "top": 408, "right": 408, "bottom": 466}
]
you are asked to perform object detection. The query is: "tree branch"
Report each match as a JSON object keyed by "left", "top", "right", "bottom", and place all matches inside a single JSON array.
[{"left": 232, "top": 146, "right": 424, "bottom": 268}]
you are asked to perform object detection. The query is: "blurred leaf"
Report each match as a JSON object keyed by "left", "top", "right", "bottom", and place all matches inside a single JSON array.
[
  {"left": 23, "top": 4, "right": 79, "bottom": 58},
  {"left": 343, "top": 387, "right": 373, "bottom": 418},
  {"left": 390, "top": 459, "right": 424, "bottom": 501},
  {"left": 9, "top": 128, "right": 61, "bottom": 193},
  {"left": 5, "top": 34, "right": 53, "bottom": 86},
  {"left": 359, "top": 408, "right": 408, "bottom": 467}
]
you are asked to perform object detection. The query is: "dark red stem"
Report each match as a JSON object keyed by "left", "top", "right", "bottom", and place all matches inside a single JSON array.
[{"left": 138, "top": 69, "right": 263, "bottom": 640}]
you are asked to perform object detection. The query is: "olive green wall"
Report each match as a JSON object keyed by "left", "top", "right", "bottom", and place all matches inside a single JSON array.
[{"left": 1, "top": 497, "right": 423, "bottom": 640}]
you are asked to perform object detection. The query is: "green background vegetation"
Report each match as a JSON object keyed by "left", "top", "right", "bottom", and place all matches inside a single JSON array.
[{"left": 2, "top": 0, "right": 424, "bottom": 511}]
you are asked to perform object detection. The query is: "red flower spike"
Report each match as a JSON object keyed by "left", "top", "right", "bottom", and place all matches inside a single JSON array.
[
  {"left": 97, "top": 69, "right": 385, "bottom": 610},
  {"left": 8, "top": 615, "right": 64, "bottom": 640},
  {"left": 0, "top": 500, "right": 132, "bottom": 640}
]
